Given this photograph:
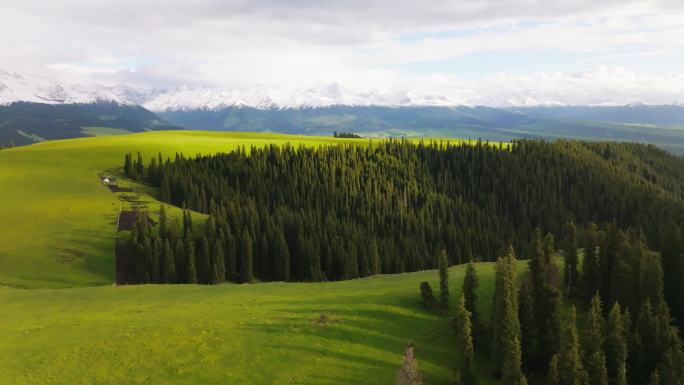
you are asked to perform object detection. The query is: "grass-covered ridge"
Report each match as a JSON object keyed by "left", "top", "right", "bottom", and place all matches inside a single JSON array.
[
  {"left": 0, "top": 131, "right": 366, "bottom": 288},
  {"left": 0, "top": 261, "right": 501, "bottom": 385},
  {"left": 0, "top": 131, "right": 475, "bottom": 288}
]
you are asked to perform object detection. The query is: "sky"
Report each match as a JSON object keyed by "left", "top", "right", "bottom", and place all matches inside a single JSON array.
[{"left": 2, "top": 0, "right": 684, "bottom": 105}]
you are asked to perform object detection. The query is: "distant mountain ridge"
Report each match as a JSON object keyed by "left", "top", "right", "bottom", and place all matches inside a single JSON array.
[{"left": 2, "top": 69, "right": 684, "bottom": 154}]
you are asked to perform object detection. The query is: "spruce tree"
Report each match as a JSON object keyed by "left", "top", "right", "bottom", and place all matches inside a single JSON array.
[
  {"left": 556, "top": 307, "right": 587, "bottom": 385},
  {"left": 163, "top": 239, "right": 176, "bottom": 283},
  {"left": 582, "top": 223, "right": 602, "bottom": 301},
  {"left": 463, "top": 261, "right": 482, "bottom": 339},
  {"left": 197, "top": 235, "right": 211, "bottom": 283},
  {"left": 174, "top": 240, "right": 185, "bottom": 283},
  {"left": 438, "top": 249, "right": 449, "bottom": 313},
  {"left": 151, "top": 237, "right": 161, "bottom": 283},
  {"left": 584, "top": 294, "right": 608, "bottom": 385},
  {"left": 370, "top": 239, "right": 381, "bottom": 276},
  {"left": 547, "top": 354, "right": 560, "bottom": 385},
  {"left": 605, "top": 303, "right": 628, "bottom": 385},
  {"left": 214, "top": 237, "right": 226, "bottom": 284},
  {"left": 240, "top": 229, "right": 254, "bottom": 283},
  {"left": 456, "top": 295, "right": 477, "bottom": 385},
  {"left": 492, "top": 246, "right": 526, "bottom": 384},
  {"left": 271, "top": 230, "right": 290, "bottom": 281},
  {"left": 159, "top": 205, "right": 168, "bottom": 238},
  {"left": 185, "top": 236, "right": 197, "bottom": 284},
  {"left": 563, "top": 221, "right": 579, "bottom": 296}
]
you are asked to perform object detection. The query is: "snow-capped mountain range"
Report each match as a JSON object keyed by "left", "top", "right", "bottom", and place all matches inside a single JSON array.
[{"left": 0, "top": 69, "right": 468, "bottom": 111}]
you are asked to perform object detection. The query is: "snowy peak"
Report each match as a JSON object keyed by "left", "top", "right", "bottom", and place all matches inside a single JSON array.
[
  {"left": 0, "top": 70, "right": 134, "bottom": 106},
  {"left": 141, "top": 83, "right": 468, "bottom": 111}
]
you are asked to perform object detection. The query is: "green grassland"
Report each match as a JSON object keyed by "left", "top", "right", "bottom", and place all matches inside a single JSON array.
[
  {"left": 0, "top": 131, "right": 369, "bottom": 288},
  {"left": 0, "top": 131, "right": 480, "bottom": 289},
  {"left": 0, "top": 131, "right": 510, "bottom": 384},
  {"left": 1, "top": 261, "right": 504, "bottom": 385}
]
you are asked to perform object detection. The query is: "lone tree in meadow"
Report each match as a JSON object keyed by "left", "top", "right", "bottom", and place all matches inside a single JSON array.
[
  {"left": 438, "top": 249, "right": 449, "bottom": 313},
  {"left": 420, "top": 281, "right": 436, "bottom": 310},
  {"left": 396, "top": 344, "right": 422, "bottom": 385},
  {"left": 456, "top": 295, "right": 477, "bottom": 385}
]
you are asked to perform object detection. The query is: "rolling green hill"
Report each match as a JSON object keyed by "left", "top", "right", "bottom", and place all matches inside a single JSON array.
[
  {"left": 1, "top": 260, "right": 502, "bottom": 385},
  {"left": 0, "top": 131, "right": 371, "bottom": 288}
]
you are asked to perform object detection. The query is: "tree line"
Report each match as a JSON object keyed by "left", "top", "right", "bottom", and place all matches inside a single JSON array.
[{"left": 122, "top": 139, "right": 684, "bottom": 287}]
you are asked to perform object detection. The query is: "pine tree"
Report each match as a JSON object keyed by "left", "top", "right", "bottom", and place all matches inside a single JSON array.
[
  {"left": 582, "top": 223, "right": 602, "bottom": 301},
  {"left": 438, "top": 249, "right": 449, "bottom": 313},
  {"left": 197, "top": 235, "right": 211, "bottom": 283},
  {"left": 492, "top": 246, "right": 526, "bottom": 384},
  {"left": 159, "top": 205, "right": 168, "bottom": 238},
  {"left": 563, "top": 221, "right": 579, "bottom": 296},
  {"left": 547, "top": 354, "right": 560, "bottom": 385},
  {"left": 605, "top": 303, "right": 628, "bottom": 385},
  {"left": 395, "top": 344, "right": 422, "bottom": 385},
  {"left": 163, "top": 239, "right": 176, "bottom": 283},
  {"left": 462, "top": 261, "right": 482, "bottom": 339},
  {"left": 584, "top": 294, "right": 608, "bottom": 385},
  {"left": 151, "top": 237, "right": 161, "bottom": 283},
  {"left": 214, "top": 237, "right": 226, "bottom": 284},
  {"left": 419, "top": 282, "right": 436, "bottom": 310},
  {"left": 456, "top": 295, "right": 477, "bottom": 385},
  {"left": 556, "top": 307, "right": 587, "bottom": 385},
  {"left": 271, "top": 230, "right": 290, "bottom": 281},
  {"left": 185, "top": 236, "right": 197, "bottom": 284},
  {"left": 174, "top": 240, "right": 186, "bottom": 283},
  {"left": 240, "top": 229, "right": 254, "bottom": 283},
  {"left": 648, "top": 370, "right": 660, "bottom": 385},
  {"left": 370, "top": 239, "right": 381, "bottom": 276}
]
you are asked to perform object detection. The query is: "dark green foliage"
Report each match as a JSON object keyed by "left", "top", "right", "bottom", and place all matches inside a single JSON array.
[
  {"left": 240, "top": 229, "right": 254, "bottom": 283},
  {"left": 124, "top": 139, "right": 684, "bottom": 285},
  {"left": 419, "top": 282, "right": 436, "bottom": 310},
  {"left": 456, "top": 295, "right": 477, "bottom": 385},
  {"left": 438, "top": 250, "right": 449, "bottom": 312},
  {"left": 554, "top": 307, "right": 587, "bottom": 385},
  {"left": 491, "top": 247, "right": 526, "bottom": 384},
  {"left": 582, "top": 223, "right": 602, "bottom": 301},
  {"left": 333, "top": 132, "right": 361, "bottom": 138},
  {"left": 463, "top": 261, "right": 482, "bottom": 340},
  {"left": 584, "top": 295, "right": 608, "bottom": 385},
  {"left": 563, "top": 221, "right": 579, "bottom": 295},
  {"left": 525, "top": 229, "right": 562, "bottom": 372},
  {"left": 605, "top": 303, "right": 629, "bottom": 385}
]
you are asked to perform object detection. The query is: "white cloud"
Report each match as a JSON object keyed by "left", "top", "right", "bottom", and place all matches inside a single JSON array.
[{"left": 1, "top": 0, "right": 683, "bottom": 104}]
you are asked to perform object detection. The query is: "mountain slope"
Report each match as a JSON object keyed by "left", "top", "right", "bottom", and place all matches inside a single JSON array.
[
  {"left": 0, "top": 101, "right": 180, "bottom": 147},
  {"left": 157, "top": 105, "right": 684, "bottom": 154}
]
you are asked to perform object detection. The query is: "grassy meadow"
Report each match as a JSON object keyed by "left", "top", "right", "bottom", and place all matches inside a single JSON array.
[
  {"left": 0, "top": 131, "right": 369, "bottom": 288},
  {"left": 0, "top": 261, "right": 505, "bottom": 385},
  {"left": 0, "top": 130, "right": 508, "bottom": 384}
]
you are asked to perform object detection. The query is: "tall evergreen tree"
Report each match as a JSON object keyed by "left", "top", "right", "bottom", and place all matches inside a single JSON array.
[
  {"left": 563, "top": 221, "right": 579, "bottom": 296},
  {"left": 438, "top": 249, "right": 449, "bottom": 313},
  {"left": 163, "top": 239, "right": 176, "bottom": 283},
  {"left": 240, "top": 229, "right": 254, "bottom": 283},
  {"left": 584, "top": 294, "right": 608, "bottom": 385},
  {"left": 185, "top": 236, "right": 197, "bottom": 284},
  {"left": 555, "top": 307, "right": 587, "bottom": 385},
  {"left": 605, "top": 303, "right": 628, "bottom": 385},
  {"left": 582, "top": 223, "right": 602, "bottom": 301},
  {"left": 456, "top": 295, "right": 477, "bottom": 385},
  {"left": 463, "top": 261, "right": 482, "bottom": 339}
]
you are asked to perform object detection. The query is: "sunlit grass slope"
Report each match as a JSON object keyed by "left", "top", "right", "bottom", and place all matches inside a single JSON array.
[{"left": 0, "top": 262, "right": 503, "bottom": 385}]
